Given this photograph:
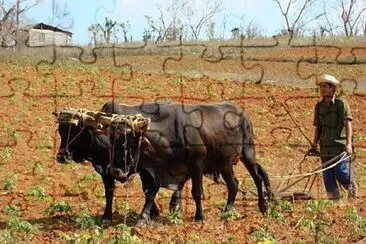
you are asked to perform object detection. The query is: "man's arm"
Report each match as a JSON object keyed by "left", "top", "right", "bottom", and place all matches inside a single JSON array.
[
  {"left": 312, "top": 126, "right": 321, "bottom": 150},
  {"left": 344, "top": 119, "right": 353, "bottom": 155}
]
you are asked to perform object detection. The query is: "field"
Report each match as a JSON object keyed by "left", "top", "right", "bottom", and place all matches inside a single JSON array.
[{"left": 1, "top": 42, "right": 366, "bottom": 243}]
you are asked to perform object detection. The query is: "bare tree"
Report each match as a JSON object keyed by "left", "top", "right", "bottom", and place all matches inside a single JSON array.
[
  {"left": 272, "top": 0, "right": 324, "bottom": 35},
  {"left": 315, "top": 0, "right": 335, "bottom": 36},
  {"left": 97, "top": 17, "right": 117, "bottom": 44},
  {"left": 183, "top": 0, "right": 222, "bottom": 40},
  {"left": 50, "top": 0, "right": 73, "bottom": 30},
  {"left": 362, "top": 14, "right": 366, "bottom": 34},
  {"left": 119, "top": 21, "right": 130, "bottom": 43},
  {"left": 205, "top": 21, "right": 215, "bottom": 39},
  {"left": 0, "top": 0, "right": 41, "bottom": 46},
  {"left": 88, "top": 24, "right": 100, "bottom": 46},
  {"left": 145, "top": 0, "right": 183, "bottom": 43},
  {"left": 338, "top": 0, "right": 366, "bottom": 36}
]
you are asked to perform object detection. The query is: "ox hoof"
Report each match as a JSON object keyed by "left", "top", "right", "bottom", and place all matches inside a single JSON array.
[
  {"left": 150, "top": 207, "right": 160, "bottom": 218},
  {"left": 194, "top": 214, "right": 205, "bottom": 222},
  {"left": 137, "top": 213, "right": 150, "bottom": 226},
  {"left": 102, "top": 218, "right": 112, "bottom": 228},
  {"left": 259, "top": 201, "right": 269, "bottom": 214}
]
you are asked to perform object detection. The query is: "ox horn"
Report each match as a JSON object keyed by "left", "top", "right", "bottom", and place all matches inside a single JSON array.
[{"left": 52, "top": 111, "right": 60, "bottom": 117}]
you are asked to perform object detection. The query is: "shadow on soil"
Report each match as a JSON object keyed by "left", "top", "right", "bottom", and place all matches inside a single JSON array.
[{"left": 0, "top": 211, "right": 172, "bottom": 231}]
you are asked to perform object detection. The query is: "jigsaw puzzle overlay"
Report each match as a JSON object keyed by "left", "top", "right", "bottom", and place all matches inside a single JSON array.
[{"left": 1, "top": 2, "right": 366, "bottom": 243}]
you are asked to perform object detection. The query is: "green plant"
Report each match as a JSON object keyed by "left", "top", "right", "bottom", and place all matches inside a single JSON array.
[
  {"left": 4, "top": 172, "right": 17, "bottom": 191},
  {"left": 304, "top": 200, "right": 334, "bottom": 216},
  {"left": 45, "top": 201, "right": 72, "bottom": 216},
  {"left": 213, "top": 199, "right": 226, "bottom": 209},
  {"left": 220, "top": 209, "right": 242, "bottom": 221},
  {"left": 166, "top": 210, "right": 183, "bottom": 225},
  {"left": 266, "top": 200, "right": 293, "bottom": 222},
  {"left": 3, "top": 205, "right": 21, "bottom": 217},
  {"left": 345, "top": 207, "right": 366, "bottom": 235},
  {"left": 59, "top": 227, "right": 104, "bottom": 244},
  {"left": 115, "top": 201, "right": 132, "bottom": 216},
  {"left": 95, "top": 78, "right": 106, "bottom": 89},
  {"left": 250, "top": 224, "right": 276, "bottom": 242},
  {"left": 0, "top": 230, "right": 17, "bottom": 243},
  {"left": 30, "top": 161, "right": 44, "bottom": 175},
  {"left": 7, "top": 217, "right": 36, "bottom": 234},
  {"left": 75, "top": 205, "right": 100, "bottom": 229},
  {"left": 300, "top": 219, "right": 315, "bottom": 230},
  {"left": 0, "top": 147, "right": 14, "bottom": 164},
  {"left": 108, "top": 224, "right": 142, "bottom": 244},
  {"left": 27, "top": 185, "right": 51, "bottom": 201}
]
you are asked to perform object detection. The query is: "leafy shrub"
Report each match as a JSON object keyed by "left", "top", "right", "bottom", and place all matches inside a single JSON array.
[
  {"left": 266, "top": 200, "right": 293, "bottom": 222},
  {"left": 108, "top": 224, "right": 142, "bottom": 244},
  {"left": 45, "top": 201, "right": 72, "bottom": 216},
  {"left": 27, "top": 185, "right": 51, "bottom": 201},
  {"left": 166, "top": 211, "right": 183, "bottom": 225},
  {"left": 3, "top": 205, "right": 21, "bottom": 217},
  {"left": 75, "top": 205, "right": 100, "bottom": 229},
  {"left": 220, "top": 209, "right": 242, "bottom": 221},
  {"left": 3, "top": 172, "right": 17, "bottom": 191}
]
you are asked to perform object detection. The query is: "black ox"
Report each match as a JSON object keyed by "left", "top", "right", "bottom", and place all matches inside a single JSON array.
[
  {"left": 100, "top": 101, "right": 272, "bottom": 223},
  {"left": 53, "top": 103, "right": 187, "bottom": 226}
]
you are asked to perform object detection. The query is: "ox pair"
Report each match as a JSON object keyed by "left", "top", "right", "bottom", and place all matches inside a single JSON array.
[{"left": 54, "top": 101, "right": 273, "bottom": 225}]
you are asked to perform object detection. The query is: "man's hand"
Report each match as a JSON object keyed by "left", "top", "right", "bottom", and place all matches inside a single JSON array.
[
  {"left": 307, "top": 145, "right": 320, "bottom": 156},
  {"left": 345, "top": 143, "right": 353, "bottom": 155}
]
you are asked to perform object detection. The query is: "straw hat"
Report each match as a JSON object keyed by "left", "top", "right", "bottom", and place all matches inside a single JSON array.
[{"left": 316, "top": 74, "right": 340, "bottom": 87}]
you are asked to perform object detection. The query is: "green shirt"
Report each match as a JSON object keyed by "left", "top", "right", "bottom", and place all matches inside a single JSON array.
[{"left": 313, "top": 96, "right": 352, "bottom": 157}]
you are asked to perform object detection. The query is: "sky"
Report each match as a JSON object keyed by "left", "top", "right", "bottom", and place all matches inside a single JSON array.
[{"left": 27, "top": 0, "right": 314, "bottom": 45}]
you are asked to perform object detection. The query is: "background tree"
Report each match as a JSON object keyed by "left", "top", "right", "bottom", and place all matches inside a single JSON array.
[
  {"left": 145, "top": 0, "right": 183, "bottom": 43},
  {"left": 50, "top": 0, "right": 73, "bottom": 30},
  {"left": 338, "top": 0, "right": 366, "bottom": 36},
  {"left": 205, "top": 21, "right": 215, "bottom": 40},
  {"left": 231, "top": 27, "right": 240, "bottom": 39},
  {"left": 183, "top": 0, "right": 222, "bottom": 40},
  {"left": 88, "top": 23, "right": 100, "bottom": 46},
  {"left": 0, "top": 0, "right": 41, "bottom": 46},
  {"left": 97, "top": 17, "right": 117, "bottom": 44},
  {"left": 272, "top": 0, "right": 324, "bottom": 36},
  {"left": 119, "top": 21, "right": 130, "bottom": 43}
]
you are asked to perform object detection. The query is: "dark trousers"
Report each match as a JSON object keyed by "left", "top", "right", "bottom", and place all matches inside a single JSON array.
[{"left": 321, "top": 156, "right": 353, "bottom": 199}]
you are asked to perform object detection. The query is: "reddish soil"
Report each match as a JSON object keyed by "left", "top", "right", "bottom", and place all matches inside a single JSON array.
[{"left": 0, "top": 52, "right": 366, "bottom": 243}]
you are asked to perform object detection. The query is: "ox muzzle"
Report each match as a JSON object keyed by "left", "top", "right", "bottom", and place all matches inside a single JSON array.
[
  {"left": 56, "top": 149, "right": 72, "bottom": 164},
  {"left": 109, "top": 168, "right": 128, "bottom": 182}
]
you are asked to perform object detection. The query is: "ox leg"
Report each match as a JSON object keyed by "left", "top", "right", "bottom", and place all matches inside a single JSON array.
[
  {"left": 102, "top": 175, "right": 115, "bottom": 227},
  {"left": 191, "top": 163, "right": 204, "bottom": 221},
  {"left": 242, "top": 160, "right": 267, "bottom": 214},
  {"left": 169, "top": 190, "right": 182, "bottom": 213},
  {"left": 257, "top": 163, "right": 273, "bottom": 200},
  {"left": 138, "top": 171, "right": 159, "bottom": 225},
  {"left": 221, "top": 166, "right": 238, "bottom": 212},
  {"left": 140, "top": 172, "right": 159, "bottom": 218}
]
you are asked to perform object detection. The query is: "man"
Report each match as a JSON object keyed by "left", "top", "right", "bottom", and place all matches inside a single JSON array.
[{"left": 310, "top": 74, "right": 356, "bottom": 200}]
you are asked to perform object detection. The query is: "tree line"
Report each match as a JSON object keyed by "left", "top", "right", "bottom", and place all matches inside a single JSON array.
[{"left": 1, "top": 0, "right": 366, "bottom": 47}]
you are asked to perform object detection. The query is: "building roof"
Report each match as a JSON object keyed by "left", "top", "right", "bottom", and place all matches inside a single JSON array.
[{"left": 22, "top": 22, "right": 72, "bottom": 36}]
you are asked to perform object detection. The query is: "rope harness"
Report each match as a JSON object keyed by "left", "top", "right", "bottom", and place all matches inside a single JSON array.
[
  {"left": 55, "top": 108, "right": 96, "bottom": 157},
  {"left": 101, "top": 114, "right": 150, "bottom": 173}
]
